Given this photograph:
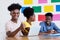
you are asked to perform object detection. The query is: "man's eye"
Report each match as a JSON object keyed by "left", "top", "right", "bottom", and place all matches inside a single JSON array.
[
  {"left": 17, "top": 13, "right": 19, "bottom": 14},
  {"left": 17, "top": 13, "right": 20, "bottom": 14},
  {"left": 12, "top": 12, "right": 15, "bottom": 14}
]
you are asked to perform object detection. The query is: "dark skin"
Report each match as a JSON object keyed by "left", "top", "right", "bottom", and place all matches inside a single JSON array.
[
  {"left": 39, "top": 16, "right": 57, "bottom": 35},
  {"left": 6, "top": 9, "right": 27, "bottom": 37},
  {"left": 21, "top": 15, "right": 35, "bottom": 36},
  {"left": 6, "top": 9, "right": 20, "bottom": 37},
  {"left": 7, "top": 9, "right": 35, "bottom": 37},
  {"left": 7, "top": 23, "right": 24, "bottom": 37},
  {"left": 45, "top": 16, "right": 57, "bottom": 34}
]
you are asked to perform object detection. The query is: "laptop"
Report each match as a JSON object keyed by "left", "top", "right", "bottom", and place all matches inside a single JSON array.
[{"left": 28, "top": 23, "right": 40, "bottom": 36}]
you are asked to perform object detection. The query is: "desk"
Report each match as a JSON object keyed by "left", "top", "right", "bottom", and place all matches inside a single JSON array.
[{"left": 6, "top": 35, "right": 60, "bottom": 40}]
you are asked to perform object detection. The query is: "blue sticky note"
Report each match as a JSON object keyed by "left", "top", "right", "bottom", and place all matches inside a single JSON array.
[
  {"left": 56, "top": 5, "right": 60, "bottom": 12},
  {"left": 21, "top": 7, "right": 29, "bottom": 13}
]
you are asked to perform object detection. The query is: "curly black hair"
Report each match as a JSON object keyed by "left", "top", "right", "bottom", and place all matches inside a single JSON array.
[
  {"left": 45, "top": 12, "right": 53, "bottom": 18},
  {"left": 8, "top": 3, "right": 21, "bottom": 11},
  {"left": 23, "top": 7, "right": 34, "bottom": 19}
]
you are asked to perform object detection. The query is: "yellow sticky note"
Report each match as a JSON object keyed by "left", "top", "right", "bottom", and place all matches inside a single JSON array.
[
  {"left": 24, "top": 0, "right": 33, "bottom": 5},
  {"left": 44, "top": 5, "right": 54, "bottom": 12}
]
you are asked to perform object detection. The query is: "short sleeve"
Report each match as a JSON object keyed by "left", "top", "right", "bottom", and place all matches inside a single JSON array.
[{"left": 5, "top": 23, "right": 11, "bottom": 32}]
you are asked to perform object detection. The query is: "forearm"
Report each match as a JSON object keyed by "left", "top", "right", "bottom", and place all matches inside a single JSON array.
[
  {"left": 21, "top": 29, "right": 28, "bottom": 36},
  {"left": 21, "top": 27, "right": 30, "bottom": 36},
  {"left": 7, "top": 27, "right": 21, "bottom": 37}
]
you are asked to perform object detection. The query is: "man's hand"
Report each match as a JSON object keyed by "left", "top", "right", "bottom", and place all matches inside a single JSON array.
[
  {"left": 20, "top": 23, "right": 30, "bottom": 36},
  {"left": 46, "top": 30, "right": 56, "bottom": 34},
  {"left": 21, "top": 27, "right": 30, "bottom": 36}
]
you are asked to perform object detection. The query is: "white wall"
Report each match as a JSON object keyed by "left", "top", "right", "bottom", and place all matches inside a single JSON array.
[
  {"left": 0, "top": 0, "right": 60, "bottom": 40},
  {"left": 0, "top": 0, "right": 24, "bottom": 40}
]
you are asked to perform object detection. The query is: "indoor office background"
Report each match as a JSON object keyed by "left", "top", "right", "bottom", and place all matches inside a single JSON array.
[{"left": 0, "top": 0, "right": 60, "bottom": 40}]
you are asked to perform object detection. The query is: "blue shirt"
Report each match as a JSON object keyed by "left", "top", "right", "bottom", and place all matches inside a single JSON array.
[{"left": 40, "top": 22, "right": 60, "bottom": 33}]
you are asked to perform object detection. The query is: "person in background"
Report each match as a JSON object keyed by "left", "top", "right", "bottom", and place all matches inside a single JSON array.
[
  {"left": 22, "top": 7, "right": 35, "bottom": 36},
  {"left": 39, "top": 12, "right": 60, "bottom": 35},
  {"left": 6, "top": 3, "right": 26, "bottom": 37}
]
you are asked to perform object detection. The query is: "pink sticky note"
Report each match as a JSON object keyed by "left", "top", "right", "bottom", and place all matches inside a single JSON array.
[
  {"left": 38, "top": 0, "right": 47, "bottom": 3},
  {"left": 53, "top": 14, "right": 60, "bottom": 21}
]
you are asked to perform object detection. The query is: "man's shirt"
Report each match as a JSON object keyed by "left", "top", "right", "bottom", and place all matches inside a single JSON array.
[
  {"left": 40, "top": 22, "right": 60, "bottom": 33},
  {"left": 5, "top": 20, "right": 23, "bottom": 37}
]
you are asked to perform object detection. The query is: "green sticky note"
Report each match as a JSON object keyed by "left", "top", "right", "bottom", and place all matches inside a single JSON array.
[
  {"left": 32, "top": 6, "right": 41, "bottom": 13},
  {"left": 51, "top": 0, "right": 60, "bottom": 3}
]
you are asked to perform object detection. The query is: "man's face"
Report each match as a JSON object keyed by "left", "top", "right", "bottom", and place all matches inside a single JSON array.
[
  {"left": 10, "top": 9, "right": 20, "bottom": 20},
  {"left": 45, "top": 16, "right": 52, "bottom": 25}
]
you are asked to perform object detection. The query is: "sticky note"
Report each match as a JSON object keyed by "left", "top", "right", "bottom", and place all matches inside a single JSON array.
[
  {"left": 44, "top": 5, "right": 54, "bottom": 12},
  {"left": 21, "top": 7, "right": 29, "bottom": 13},
  {"left": 24, "top": 0, "right": 33, "bottom": 5},
  {"left": 53, "top": 14, "right": 60, "bottom": 21},
  {"left": 51, "top": 0, "right": 60, "bottom": 3},
  {"left": 56, "top": 5, "right": 60, "bottom": 12},
  {"left": 32, "top": 6, "right": 41, "bottom": 13},
  {"left": 38, "top": 0, "right": 47, "bottom": 3},
  {"left": 38, "top": 15, "right": 45, "bottom": 21}
]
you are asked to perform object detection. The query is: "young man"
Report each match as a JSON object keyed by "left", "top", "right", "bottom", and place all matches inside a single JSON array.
[
  {"left": 6, "top": 3, "right": 25, "bottom": 37},
  {"left": 22, "top": 7, "right": 35, "bottom": 36},
  {"left": 39, "top": 13, "right": 60, "bottom": 35}
]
